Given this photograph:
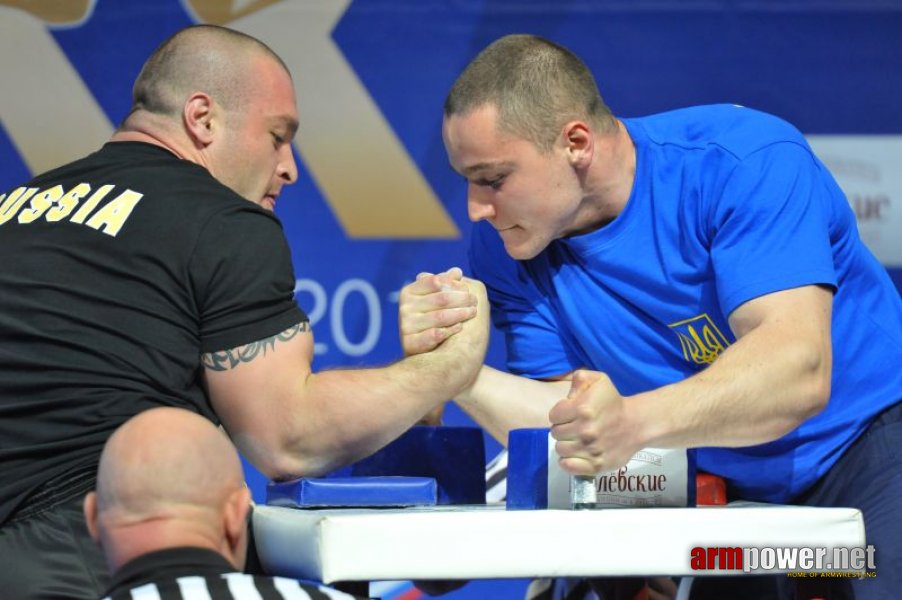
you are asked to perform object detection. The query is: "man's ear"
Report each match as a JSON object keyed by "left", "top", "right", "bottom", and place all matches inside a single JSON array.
[
  {"left": 223, "top": 485, "right": 252, "bottom": 567},
  {"left": 83, "top": 491, "right": 100, "bottom": 544},
  {"left": 562, "top": 121, "right": 594, "bottom": 169},
  {"left": 183, "top": 92, "right": 216, "bottom": 148}
]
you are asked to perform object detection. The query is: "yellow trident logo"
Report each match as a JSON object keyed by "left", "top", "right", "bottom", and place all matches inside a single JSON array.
[{"left": 669, "top": 314, "right": 731, "bottom": 366}]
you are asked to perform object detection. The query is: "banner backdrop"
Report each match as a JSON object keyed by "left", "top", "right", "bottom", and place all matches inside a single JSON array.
[{"left": 1, "top": 2, "right": 900, "bottom": 596}]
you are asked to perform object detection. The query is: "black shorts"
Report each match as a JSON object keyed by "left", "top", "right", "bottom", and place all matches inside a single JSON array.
[{"left": 0, "top": 494, "right": 109, "bottom": 599}]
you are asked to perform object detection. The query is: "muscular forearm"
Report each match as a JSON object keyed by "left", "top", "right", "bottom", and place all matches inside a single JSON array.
[
  {"left": 629, "top": 321, "right": 831, "bottom": 451},
  {"left": 234, "top": 353, "right": 482, "bottom": 480},
  {"left": 549, "top": 287, "right": 834, "bottom": 476},
  {"left": 454, "top": 365, "right": 571, "bottom": 445},
  {"left": 246, "top": 281, "right": 491, "bottom": 479},
  {"left": 291, "top": 353, "right": 481, "bottom": 475}
]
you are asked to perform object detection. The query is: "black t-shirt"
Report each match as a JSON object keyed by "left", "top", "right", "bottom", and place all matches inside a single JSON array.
[{"left": 0, "top": 142, "right": 307, "bottom": 524}]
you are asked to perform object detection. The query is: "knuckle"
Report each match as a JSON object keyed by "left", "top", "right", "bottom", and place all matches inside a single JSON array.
[{"left": 575, "top": 403, "right": 595, "bottom": 421}]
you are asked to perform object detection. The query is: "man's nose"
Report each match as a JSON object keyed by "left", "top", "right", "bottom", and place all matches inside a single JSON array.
[
  {"left": 278, "top": 143, "right": 298, "bottom": 184},
  {"left": 467, "top": 184, "right": 495, "bottom": 223}
]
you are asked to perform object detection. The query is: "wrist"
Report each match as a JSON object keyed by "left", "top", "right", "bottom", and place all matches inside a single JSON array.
[
  {"left": 626, "top": 390, "right": 665, "bottom": 449},
  {"left": 454, "top": 364, "right": 488, "bottom": 404}
]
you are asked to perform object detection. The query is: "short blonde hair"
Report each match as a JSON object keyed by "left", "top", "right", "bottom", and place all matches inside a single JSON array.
[{"left": 445, "top": 34, "right": 615, "bottom": 151}]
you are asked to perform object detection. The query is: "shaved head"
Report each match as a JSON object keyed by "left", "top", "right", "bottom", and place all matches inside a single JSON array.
[
  {"left": 94, "top": 407, "right": 244, "bottom": 523},
  {"left": 129, "top": 24, "right": 290, "bottom": 118},
  {"left": 87, "top": 407, "right": 251, "bottom": 570},
  {"left": 114, "top": 24, "right": 299, "bottom": 209}
]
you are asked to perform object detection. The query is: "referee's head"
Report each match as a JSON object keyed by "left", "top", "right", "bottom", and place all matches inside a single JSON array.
[{"left": 83, "top": 407, "right": 252, "bottom": 572}]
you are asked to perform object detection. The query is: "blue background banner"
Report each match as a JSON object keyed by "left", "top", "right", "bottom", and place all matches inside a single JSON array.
[{"left": 1, "top": 2, "right": 900, "bottom": 597}]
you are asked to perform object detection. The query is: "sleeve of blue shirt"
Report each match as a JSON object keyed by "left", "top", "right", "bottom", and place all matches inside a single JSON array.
[
  {"left": 707, "top": 141, "right": 839, "bottom": 316},
  {"left": 469, "top": 221, "right": 582, "bottom": 379}
]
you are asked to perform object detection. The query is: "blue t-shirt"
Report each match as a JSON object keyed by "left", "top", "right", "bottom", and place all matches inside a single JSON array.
[{"left": 470, "top": 104, "right": 902, "bottom": 503}]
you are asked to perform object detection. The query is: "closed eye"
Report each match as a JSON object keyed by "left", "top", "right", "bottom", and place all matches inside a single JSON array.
[{"left": 476, "top": 175, "right": 506, "bottom": 190}]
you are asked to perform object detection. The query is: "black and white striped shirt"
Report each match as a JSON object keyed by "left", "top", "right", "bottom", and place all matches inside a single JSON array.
[{"left": 101, "top": 547, "right": 360, "bottom": 600}]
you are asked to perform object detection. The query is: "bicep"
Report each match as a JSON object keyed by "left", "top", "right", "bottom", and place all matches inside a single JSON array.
[
  {"left": 202, "top": 322, "right": 314, "bottom": 466},
  {"left": 728, "top": 284, "right": 833, "bottom": 341},
  {"left": 724, "top": 285, "right": 834, "bottom": 420}
]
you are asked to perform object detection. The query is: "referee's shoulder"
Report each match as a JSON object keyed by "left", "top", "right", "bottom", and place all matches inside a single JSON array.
[{"left": 102, "top": 572, "right": 362, "bottom": 599}]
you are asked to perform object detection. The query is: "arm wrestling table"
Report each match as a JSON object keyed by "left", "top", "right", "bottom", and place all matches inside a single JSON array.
[{"left": 252, "top": 502, "right": 865, "bottom": 583}]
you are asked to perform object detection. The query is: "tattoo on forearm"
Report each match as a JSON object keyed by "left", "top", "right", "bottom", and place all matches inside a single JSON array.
[{"left": 202, "top": 321, "right": 309, "bottom": 372}]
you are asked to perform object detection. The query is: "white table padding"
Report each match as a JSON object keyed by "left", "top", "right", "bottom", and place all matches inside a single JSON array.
[{"left": 253, "top": 502, "right": 865, "bottom": 582}]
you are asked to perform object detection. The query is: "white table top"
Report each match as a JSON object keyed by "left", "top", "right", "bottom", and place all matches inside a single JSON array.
[{"left": 253, "top": 502, "right": 865, "bottom": 583}]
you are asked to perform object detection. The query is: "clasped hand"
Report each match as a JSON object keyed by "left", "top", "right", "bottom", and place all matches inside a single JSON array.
[
  {"left": 549, "top": 369, "right": 641, "bottom": 476},
  {"left": 398, "top": 266, "right": 478, "bottom": 356}
]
